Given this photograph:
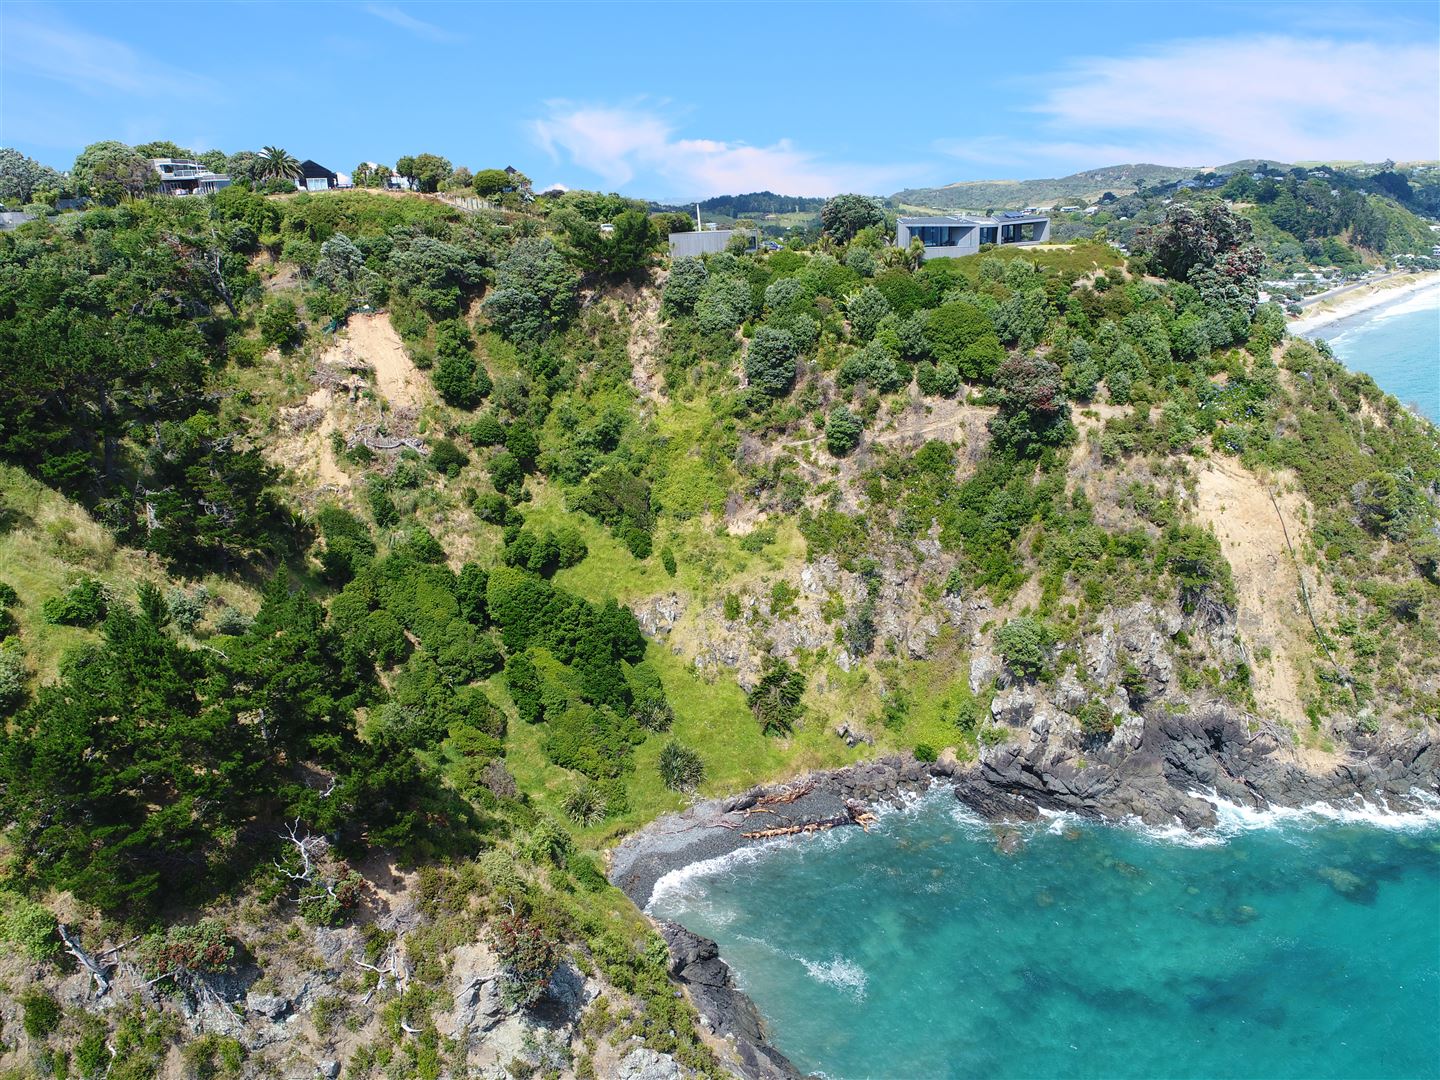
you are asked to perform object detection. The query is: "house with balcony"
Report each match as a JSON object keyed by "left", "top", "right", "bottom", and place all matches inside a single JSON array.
[
  {"left": 151, "top": 159, "right": 232, "bottom": 196},
  {"left": 895, "top": 211, "right": 1049, "bottom": 260}
]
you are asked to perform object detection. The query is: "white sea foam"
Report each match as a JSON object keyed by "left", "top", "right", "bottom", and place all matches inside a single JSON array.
[
  {"left": 650, "top": 786, "right": 1440, "bottom": 913},
  {"left": 1205, "top": 789, "right": 1440, "bottom": 834},
  {"left": 646, "top": 839, "right": 790, "bottom": 912},
  {"left": 647, "top": 805, "right": 884, "bottom": 912},
  {"left": 1364, "top": 279, "right": 1440, "bottom": 323},
  {"left": 798, "top": 954, "right": 868, "bottom": 1000},
  {"left": 1122, "top": 816, "right": 1226, "bottom": 847},
  {"left": 972, "top": 789, "right": 1440, "bottom": 849},
  {"left": 1118, "top": 789, "right": 1440, "bottom": 846}
]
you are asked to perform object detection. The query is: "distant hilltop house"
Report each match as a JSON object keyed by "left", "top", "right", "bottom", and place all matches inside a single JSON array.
[
  {"left": 895, "top": 211, "right": 1050, "bottom": 260},
  {"left": 151, "top": 159, "right": 232, "bottom": 196},
  {"left": 297, "top": 160, "right": 338, "bottom": 191},
  {"left": 357, "top": 162, "right": 412, "bottom": 190},
  {"left": 668, "top": 228, "right": 759, "bottom": 258}
]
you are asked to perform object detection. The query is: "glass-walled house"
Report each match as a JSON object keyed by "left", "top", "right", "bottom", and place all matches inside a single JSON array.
[{"left": 896, "top": 212, "right": 1049, "bottom": 260}]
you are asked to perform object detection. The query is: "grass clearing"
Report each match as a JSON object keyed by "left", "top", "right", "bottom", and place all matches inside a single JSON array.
[{"left": 0, "top": 466, "right": 267, "bottom": 687}]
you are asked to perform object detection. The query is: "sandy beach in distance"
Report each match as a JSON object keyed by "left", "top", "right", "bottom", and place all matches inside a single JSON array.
[{"left": 1287, "top": 270, "right": 1440, "bottom": 337}]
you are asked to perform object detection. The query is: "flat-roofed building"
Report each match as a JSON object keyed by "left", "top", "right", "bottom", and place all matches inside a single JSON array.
[
  {"left": 895, "top": 212, "right": 1049, "bottom": 260},
  {"left": 152, "top": 159, "right": 232, "bottom": 196},
  {"left": 668, "top": 229, "right": 758, "bottom": 258}
]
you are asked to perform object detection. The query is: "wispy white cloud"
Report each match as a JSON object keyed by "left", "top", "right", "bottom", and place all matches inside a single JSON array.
[
  {"left": 938, "top": 34, "right": 1439, "bottom": 169},
  {"left": 1, "top": 12, "right": 219, "bottom": 100},
  {"left": 532, "top": 102, "right": 910, "bottom": 198},
  {"left": 362, "top": 3, "right": 463, "bottom": 44}
]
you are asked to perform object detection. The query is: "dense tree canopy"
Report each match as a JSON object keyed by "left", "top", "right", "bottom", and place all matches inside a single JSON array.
[
  {"left": 0, "top": 148, "right": 65, "bottom": 205},
  {"left": 820, "top": 193, "right": 887, "bottom": 243}
]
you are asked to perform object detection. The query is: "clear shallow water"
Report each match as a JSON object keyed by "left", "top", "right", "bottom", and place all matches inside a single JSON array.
[
  {"left": 1317, "top": 284, "right": 1440, "bottom": 423},
  {"left": 651, "top": 795, "right": 1440, "bottom": 1080}
]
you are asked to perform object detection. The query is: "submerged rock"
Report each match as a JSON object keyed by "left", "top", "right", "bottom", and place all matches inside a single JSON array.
[{"left": 1316, "top": 866, "right": 1377, "bottom": 904}]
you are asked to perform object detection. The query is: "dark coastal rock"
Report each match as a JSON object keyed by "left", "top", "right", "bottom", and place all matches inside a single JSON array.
[
  {"left": 657, "top": 923, "right": 802, "bottom": 1080},
  {"left": 953, "top": 777, "right": 1041, "bottom": 822},
  {"left": 953, "top": 702, "right": 1440, "bottom": 829}
]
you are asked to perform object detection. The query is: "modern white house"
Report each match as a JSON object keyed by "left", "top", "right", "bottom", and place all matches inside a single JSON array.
[
  {"left": 151, "top": 159, "right": 232, "bottom": 196},
  {"left": 895, "top": 211, "right": 1050, "bottom": 260}
]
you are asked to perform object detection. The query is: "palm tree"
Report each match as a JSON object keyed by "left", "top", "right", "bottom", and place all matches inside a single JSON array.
[{"left": 258, "top": 146, "right": 302, "bottom": 184}]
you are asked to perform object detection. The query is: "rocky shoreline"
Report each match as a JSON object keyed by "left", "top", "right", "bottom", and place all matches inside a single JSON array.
[{"left": 608, "top": 708, "right": 1440, "bottom": 1079}]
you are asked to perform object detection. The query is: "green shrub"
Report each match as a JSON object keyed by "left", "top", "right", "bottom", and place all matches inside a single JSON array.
[
  {"left": 181, "top": 1033, "right": 245, "bottom": 1079},
  {"left": 658, "top": 741, "right": 705, "bottom": 792},
  {"left": 748, "top": 659, "right": 806, "bottom": 736},
  {"left": 41, "top": 578, "right": 107, "bottom": 626},
  {"left": 739, "top": 527, "right": 776, "bottom": 553},
  {"left": 468, "top": 413, "right": 507, "bottom": 446},
  {"left": 19, "top": 988, "right": 61, "bottom": 1038},
  {"left": 994, "top": 617, "right": 1052, "bottom": 679},
  {"left": 744, "top": 327, "right": 799, "bottom": 397},
  {"left": 627, "top": 661, "right": 674, "bottom": 732},
  {"left": 571, "top": 465, "right": 653, "bottom": 557},
  {"left": 367, "top": 486, "right": 400, "bottom": 527},
  {"left": 659, "top": 546, "right": 677, "bottom": 576},
  {"left": 916, "top": 360, "right": 961, "bottom": 397},
  {"left": 567, "top": 852, "right": 609, "bottom": 893},
  {"left": 0, "top": 892, "right": 58, "bottom": 960},
  {"left": 1162, "top": 524, "right": 1234, "bottom": 613},
  {"left": 0, "top": 640, "right": 28, "bottom": 715},
  {"left": 723, "top": 593, "right": 742, "bottom": 621},
  {"left": 838, "top": 340, "right": 904, "bottom": 392},
  {"left": 914, "top": 743, "right": 938, "bottom": 763},
  {"left": 978, "top": 724, "right": 1009, "bottom": 747},
  {"left": 506, "top": 652, "right": 544, "bottom": 724},
  {"left": 257, "top": 297, "right": 301, "bottom": 351},
  {"left": 825, "top": 406, "right": 864, "bottom": 457},
  {"left": 429, "top": 437, "right": 470, "bottom": 477},
  {"left": 1076, "top": 700, "right": 1117, "bottom": 738},
  {"left": 881, "top": 690, "right": 911, "bottom": 731}
]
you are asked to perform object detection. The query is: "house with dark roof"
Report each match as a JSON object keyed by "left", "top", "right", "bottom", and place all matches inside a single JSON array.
[{"left": 297, "top": 160, "right": 338, "bottom": 192}]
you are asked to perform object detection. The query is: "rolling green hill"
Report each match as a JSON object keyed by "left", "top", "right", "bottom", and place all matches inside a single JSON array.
[{"left": 893, "top": 160, "right": 1290, "bottom": 211}]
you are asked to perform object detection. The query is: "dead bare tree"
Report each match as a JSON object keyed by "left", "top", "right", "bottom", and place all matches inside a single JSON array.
[
  {"left": 275, "top": 820, "right": 339, "bottom": 903},
  {"left": 57, "top": 925, "right": 137, "bottom": 996},
  {"left": 353, "top": 932, "right": 409, "bottom": 995}
]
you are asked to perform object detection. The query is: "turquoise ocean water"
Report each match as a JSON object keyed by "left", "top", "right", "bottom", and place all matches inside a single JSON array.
[
  {"left": 1317, "top": 283, "right": 1440, "bottom": 424},
  {"left": 651, "top": 795, "right": 1440, "bottom": 1080}
]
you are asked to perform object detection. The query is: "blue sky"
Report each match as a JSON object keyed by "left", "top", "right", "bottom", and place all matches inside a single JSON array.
[{"left": 3, "top": 1, "right": 1437, "bottom": 199}]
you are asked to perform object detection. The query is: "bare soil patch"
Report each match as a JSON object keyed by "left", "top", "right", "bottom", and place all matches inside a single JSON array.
[
  {"left": 623, "top": 280, "right": 668, "bottom": 406},
  {"left": 336, "top": 313, "right": 425, "bottom": 411},
  {"left": 1193, "top": 457, "right": 1319, "bottom": 733}
]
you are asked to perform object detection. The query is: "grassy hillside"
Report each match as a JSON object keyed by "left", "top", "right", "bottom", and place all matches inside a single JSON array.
[
  {"left": 892, "top": 162, "right": 1215, "bottom": 211},
  {"left": 1, "top": 182, "right": 1437, "bottom": 1078}
]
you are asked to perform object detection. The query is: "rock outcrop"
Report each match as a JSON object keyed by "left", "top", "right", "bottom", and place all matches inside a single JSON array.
[
  {"left": 658, "top": 922, "right": 801, "bottom": 1080},
  {"left": 956, "top": 702, "right": 1440, "bottom": 829}
]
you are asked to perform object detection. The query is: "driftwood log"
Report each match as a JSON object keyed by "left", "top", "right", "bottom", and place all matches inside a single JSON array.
[
  {"left": 740, "top": 801, "right": 877, "bottom": 839},
  {"left": 755, "top": 781, "right": 813, "bottom": 807}
]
